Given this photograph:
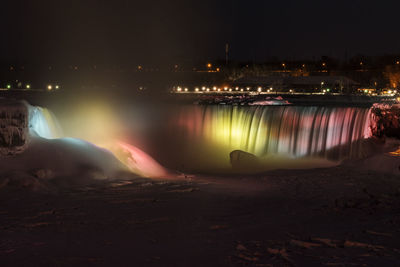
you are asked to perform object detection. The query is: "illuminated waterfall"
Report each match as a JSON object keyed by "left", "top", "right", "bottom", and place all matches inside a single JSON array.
[
  {"left": 28, "top": 106, "right": 63, "bottom": 139},
  {"left": 175, "top": 105, "right": 372, "bottom": 159}
]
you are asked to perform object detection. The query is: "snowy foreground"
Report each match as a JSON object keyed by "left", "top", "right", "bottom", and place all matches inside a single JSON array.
[{"left": 1, "top": 166, "right": 400, "bottom": 266}]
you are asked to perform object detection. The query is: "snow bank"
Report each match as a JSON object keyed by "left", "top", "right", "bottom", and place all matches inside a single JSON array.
[{"left": 0, "top": 134, "right": 130, "bottom": 190}]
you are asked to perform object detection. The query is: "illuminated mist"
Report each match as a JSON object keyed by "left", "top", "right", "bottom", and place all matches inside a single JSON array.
[{"left": 27, "top": 99, "right": 374, "bottom": 175}]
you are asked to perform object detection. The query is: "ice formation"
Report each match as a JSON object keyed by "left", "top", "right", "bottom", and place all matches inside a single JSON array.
[
  {"left": 0, "top": 99, "right": 171, "bottom": 188},
  {"left": 0, "top": 99, "right": 29, "bottom": 155}
]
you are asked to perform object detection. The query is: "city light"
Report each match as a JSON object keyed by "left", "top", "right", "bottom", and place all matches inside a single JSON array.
[
  {"left": 26, "top": 84, "right": 31, "bottom": 89},
  {"left": 6, "top": 84, "right": 11, "bottom": 89},
  {"left": 207, "top": 63, "right": 212, "bottom": 68}
]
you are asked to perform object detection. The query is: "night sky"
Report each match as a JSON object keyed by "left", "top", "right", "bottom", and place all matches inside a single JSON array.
[{"left": 1, "top": 0, "right": 400, "bottom": 65}]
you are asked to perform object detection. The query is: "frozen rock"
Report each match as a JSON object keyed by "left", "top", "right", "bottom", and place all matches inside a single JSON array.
[
  {"left": 0, "top": 99, "right": 29, "bottom": 155},
  {"left": 230, "top": 150, "right": 259, "bottom": 169}
]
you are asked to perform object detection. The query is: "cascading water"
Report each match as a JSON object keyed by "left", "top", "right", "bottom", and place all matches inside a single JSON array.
[
  {"left": 28, "top": 106, "right": 63, "bottom": 139},
  {"left": 174, "top": 105, "right": 372, "bottom": 162}
]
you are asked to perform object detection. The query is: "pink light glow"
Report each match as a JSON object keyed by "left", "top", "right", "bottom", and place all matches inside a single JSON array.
[{"left": 110, "top": 141, "right": 170, "bottom": 178}]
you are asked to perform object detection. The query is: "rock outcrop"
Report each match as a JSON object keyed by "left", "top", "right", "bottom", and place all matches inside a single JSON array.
[
  {"left": 230, "top": 150, "right": 260, "bottom": 170},
  {"left": 370, "top": 103, "right": 400, "bottom": 139}
]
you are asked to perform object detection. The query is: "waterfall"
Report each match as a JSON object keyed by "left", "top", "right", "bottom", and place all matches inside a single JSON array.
[
  {"left": 175, "top": 105, "right": 372, "bottom": 160},
  {"left": 28, "top": 106, "right": 63, "bottom": 139}
]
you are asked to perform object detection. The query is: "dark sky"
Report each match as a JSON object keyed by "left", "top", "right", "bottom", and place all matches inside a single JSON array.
[{"left": 1, "top": 0, "right": 400, "bottom": 65}]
